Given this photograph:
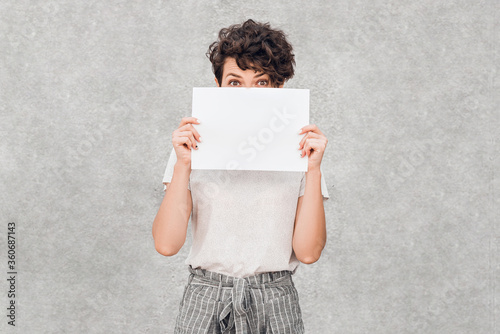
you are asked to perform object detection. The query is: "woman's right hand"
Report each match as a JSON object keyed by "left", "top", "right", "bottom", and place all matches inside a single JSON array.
[{"left": 172, "top": 117, "right": 201, "bottom": 167}]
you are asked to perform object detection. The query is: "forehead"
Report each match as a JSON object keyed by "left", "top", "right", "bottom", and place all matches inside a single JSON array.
[{"left": 222, "top": 57, "right": 267, "bottom": 77}]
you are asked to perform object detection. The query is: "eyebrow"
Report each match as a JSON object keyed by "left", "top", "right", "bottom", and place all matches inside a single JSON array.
[{"left": 225, "top": 72, "right": 267, "bottom": 79}]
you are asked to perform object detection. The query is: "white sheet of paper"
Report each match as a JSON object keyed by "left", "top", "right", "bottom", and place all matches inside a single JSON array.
[{"left": 191, "top": 87, "right": 309, "bottom": 172}]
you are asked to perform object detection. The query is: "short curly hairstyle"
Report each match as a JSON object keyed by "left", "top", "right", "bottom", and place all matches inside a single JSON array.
[{"left": 206, "top": 19, "right": 295, "bottom": 87}]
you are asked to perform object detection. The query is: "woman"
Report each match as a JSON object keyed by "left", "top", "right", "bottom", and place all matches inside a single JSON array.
[{"left": 152, "top": 19, "right": 330, "bottom": 333}]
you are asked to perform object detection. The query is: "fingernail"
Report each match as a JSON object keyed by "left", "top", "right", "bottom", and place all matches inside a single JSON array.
[
  {"left": 298, "top": 128, "right": 302, "bottom": 134},
  {"left": 198, "top": 136, "right": 202, "bottom": 142},
  {"left": 196, "top": 145, "right": 198, "bottom": 149},
  {"left": 298, "top": 145, "right": 301, "bottom": 150},
  {"left": 196, "top": 118, "right": 200, "bottom": 123}
]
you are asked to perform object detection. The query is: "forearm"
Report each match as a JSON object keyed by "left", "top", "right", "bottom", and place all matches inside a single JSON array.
[
  {"left": 152, "top": 162, "right": 192, "bottom": 256},
  {"left": 292, "top": 167, "right": 327, "bottom": 263}
]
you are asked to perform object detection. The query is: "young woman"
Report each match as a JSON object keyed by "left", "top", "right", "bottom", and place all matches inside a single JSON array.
[{"left": 153, "top": 19, "right": 330, "bottom": 333}]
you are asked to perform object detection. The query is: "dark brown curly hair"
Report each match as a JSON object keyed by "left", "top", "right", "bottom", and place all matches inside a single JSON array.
[{"left": 206, "top": 19, "right": 295, "bottom": 87}]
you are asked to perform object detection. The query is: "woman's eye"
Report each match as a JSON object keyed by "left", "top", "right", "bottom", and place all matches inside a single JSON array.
[
  {"left": 257, "top": 80, "right": 268, "bottom": 86},
  {"left": 229, "top": 81, "right": 240, "bottom": 86}
]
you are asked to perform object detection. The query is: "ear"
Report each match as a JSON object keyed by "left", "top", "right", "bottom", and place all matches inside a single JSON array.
[{"left": 214, "top": 77, "right": 220, "bottom": 87}]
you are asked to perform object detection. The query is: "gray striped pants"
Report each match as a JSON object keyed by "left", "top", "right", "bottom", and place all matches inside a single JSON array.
[{"left": 174, "top": 265, "right": 305, "bottom": 333}]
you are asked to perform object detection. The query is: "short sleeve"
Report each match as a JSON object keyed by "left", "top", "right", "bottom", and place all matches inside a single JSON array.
[
  {"left": 162, "top": 147, "right": 191, "bottom": 191},
  {"left": 298, "top": 166, "right": 331, "bottom": 201}
]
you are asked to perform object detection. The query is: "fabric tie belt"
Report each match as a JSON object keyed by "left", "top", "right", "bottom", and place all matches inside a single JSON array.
[{"left": 219, "top": 277, "right": 257, "bottom": 333}]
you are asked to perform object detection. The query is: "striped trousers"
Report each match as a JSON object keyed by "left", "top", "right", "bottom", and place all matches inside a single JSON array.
[{"left": 174, "top": 265, "right": 305, "bottom": 333}]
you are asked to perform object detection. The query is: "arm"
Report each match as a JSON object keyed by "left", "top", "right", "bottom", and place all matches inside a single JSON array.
[
  {"left": 292, "top": 123, "right": 329, "bottom": 264},
  {"left": 152, "top": 162, "right": 193, "bottom": 256},
  {"left": 292, "top": 167, "right": 327, "bottom": 264}
]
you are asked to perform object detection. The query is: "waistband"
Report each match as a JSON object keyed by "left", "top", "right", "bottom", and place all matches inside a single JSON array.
[
  {"left": 187, "top": 265, "right": 294, "bottom": 288},
  {"left": 186, "top": 265, "right": 295, "bottom": 333}
]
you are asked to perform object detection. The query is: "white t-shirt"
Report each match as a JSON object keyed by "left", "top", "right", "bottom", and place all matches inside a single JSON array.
[{"left": 162, "top": 147, "right": 330, "bottom": 278}]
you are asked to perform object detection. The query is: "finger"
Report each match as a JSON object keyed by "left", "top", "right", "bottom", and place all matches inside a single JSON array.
[
  {"left": 298, "top": 132, "right": 309, "bottom": 150},
  {"left": 301, "top": 141, "right": 310, "bottom": 157},
  {"left": 301, "top": 140, "right": 310, "bottom": 157},
  {"left": 177, "top": 123, "right": 202, "bottom": 142},
  {"left": 189, "top": 133, "right": 198, "bottom": 149},
  {"left": 173, "top": 136, "right": 191, "bottom": 150},
  {"left": 303, "top": 141, "right": 314, "bottom": 157},
  {"left": 299, "top": 132, "right": 321, "bottom": 149},
  {"left": 175, "top": 131, "right": 198, "bottom": 149},
  {"left": 179, "top": 117, "right": 200, "bottom": 128},
  {"left": 306, "top": 141, "right": 314, "bottom": 157},
  {"left": 173, "top": 136, "right": 194, "bottom": 150},
  {"left": 302, "top": 139, "right": 322, "bottom": 157},
  {"left": 298, "top": 124, "right": 323, "bottom": 136}
]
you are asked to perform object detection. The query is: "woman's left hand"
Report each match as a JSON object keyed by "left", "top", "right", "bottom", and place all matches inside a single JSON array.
[{"left": 298, "top": 124, "right": 328, "bottom": 171}]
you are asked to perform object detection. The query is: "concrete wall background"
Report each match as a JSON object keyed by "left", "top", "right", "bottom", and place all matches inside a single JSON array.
[{"left": 1, "top": 0, "right": 497, "bottom": 333}]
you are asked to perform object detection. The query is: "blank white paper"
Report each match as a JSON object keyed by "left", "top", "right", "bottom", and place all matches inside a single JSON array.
[{"left": 191, "top": 87, "right": 309, "bottom": 172}]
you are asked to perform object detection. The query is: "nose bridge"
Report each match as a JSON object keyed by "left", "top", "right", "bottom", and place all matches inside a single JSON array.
[
  {"left": 243, "top": 68, "right": 265, "bottom": 87},
  {"left": 241, "top": 74, "right": 255, "bottom": 87}
]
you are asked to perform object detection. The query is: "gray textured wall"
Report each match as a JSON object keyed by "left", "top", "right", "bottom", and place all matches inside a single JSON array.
[{"left": 1, "top": 1, "right": 498, "bottom": 333}]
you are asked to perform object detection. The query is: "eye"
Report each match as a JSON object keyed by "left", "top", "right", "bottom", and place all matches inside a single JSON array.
[
  {"left": 228, "top": 80, "right": 240, "bottom": 86},
  {"left": 257, "top": 80, "right": 269, "bottom": 86}
]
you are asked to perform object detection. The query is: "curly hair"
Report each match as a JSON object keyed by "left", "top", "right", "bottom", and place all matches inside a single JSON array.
[{"left": 206, "top": 19, "right": 295, "bottom": 87}]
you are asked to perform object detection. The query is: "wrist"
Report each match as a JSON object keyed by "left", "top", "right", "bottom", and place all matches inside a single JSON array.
[
  {"left": 306, "top": 165, "right": 321, "bottom": 174},
  {"left": 174, "top": 161, "right": 191, "bottom": 174}
]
